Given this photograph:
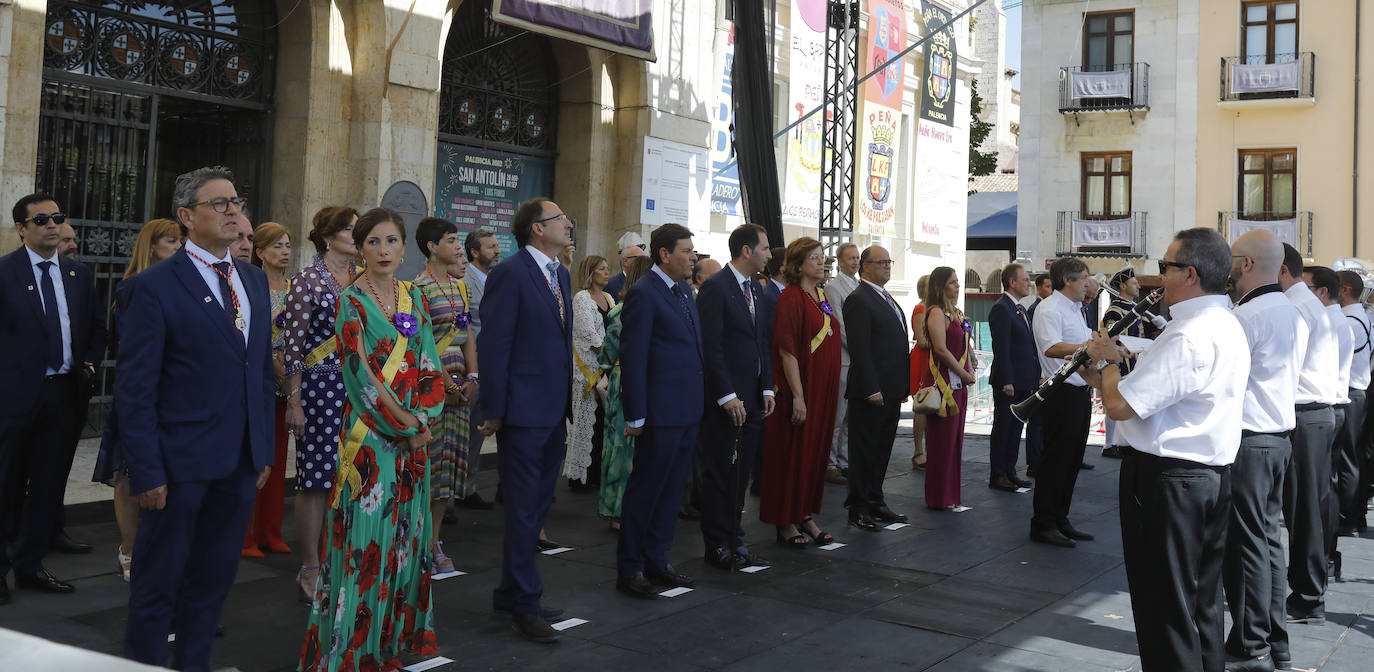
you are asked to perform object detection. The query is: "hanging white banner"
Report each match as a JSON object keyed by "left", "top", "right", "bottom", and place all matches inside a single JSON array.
[
  {"left": 1069, "top": 70, "right": 1130, "bottom": 99},
  {"left": 1228, "top": 218, "right": 1298, "bottom": 248},
  {"left": 1072, "top": 217, "right": 1133, "bottom": 248},
  {"left": 782, "top": 0, "right": 827, "bottom": 226},
  {"left": 1231, "top": 60, "right": 1300, "bottom": 93}
]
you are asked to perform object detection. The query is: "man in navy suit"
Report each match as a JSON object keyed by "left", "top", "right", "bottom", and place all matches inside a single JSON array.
[
  {"left": 117, "top": 167, "right": 274, "bottom": 671},
  {"left": 0, "top": 194, "right": 104, "bottom": 605},
  {"left": 987, "top": 263, "right": 1039, "bottom": 492},
  {"left": 696, "top": 224, "right": 775, "bottom": 570},
  {"left": 477, "top": 198, "right": 574, "bottom": 643},
  {"left": 617, "top": 223, "right": 704, "bottom": 598}
]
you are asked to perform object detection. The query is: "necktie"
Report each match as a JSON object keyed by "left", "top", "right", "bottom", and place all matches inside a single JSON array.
[
  {"left": 545, "top": 261, "right": 566, "bottom": 323},
  {"left": 1016, "top": 303, "right": 1029, "bottom": 328},
  {"left": 742, "top": 279, "right": 756, "bottom": 321},
  {"left": 212, "top": 262, "right": 240, "bottom": 326},
  {"left": 37, "top": 261, "right": 63, "bottom": 370},
  {"left": 877, "top": 285, "right": 901, "bottom": 316},
  {"left": 673, "top": 284, "right": 696, "bottom": 329}
]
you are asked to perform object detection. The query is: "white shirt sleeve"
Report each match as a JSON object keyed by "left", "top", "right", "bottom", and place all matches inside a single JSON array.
[{"left": 1119, "top": 332, "right": 1204, "bottom": 420}]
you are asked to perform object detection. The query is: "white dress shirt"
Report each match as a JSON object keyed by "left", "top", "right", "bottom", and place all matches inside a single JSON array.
[
  {"left": 1118, "top": 295, "right": 1249, "bottom": 466},
  {"left": 26, "top": 246, "right": 73, "bottom": 374},
  {"left": 1032, "top": 290, "right": 1092, "bottom": 387},
  {"left": 715, "top": 262, "right": 773, "bottom": 406},
  {"left": 826, "top": 272, "right": 860, "bottom": 368},
  {"left": 1286, "top": 282, "right": 1341, "bottom": 405},
  {"left": 1233, "top": 286, "right": 1300, "bottom": 433},
  {"left": 1344, "top": 303, "right": 1372, "bottom": 391},
  {"left": 523, "top": 244, "right": 561, "bottom": 301},
  {"left": 1328, "top": 303, "right": 1353, "bottom": 403},
  {"left": 184, "top": 239, "right": 252, "bottom": 344}
]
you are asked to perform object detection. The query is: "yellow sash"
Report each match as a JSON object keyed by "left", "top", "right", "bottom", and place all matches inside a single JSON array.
[
  {"left": 809, "top": 287, "right": 832, "bottom": 354},
  {"left": 332, "top": 283, "right": 415, "bottom": 506},
  {"left": 433, "top": 279, "right": 469, "bottom": 355},
  {"left": 929, "top": 333, "right": 969, "bottom": 419},
  {"left": 574, "top": 350, "right": 602, "bottom": 398},
  {"left": 303, "top": 336, "right": 338, "bottom": 369}
]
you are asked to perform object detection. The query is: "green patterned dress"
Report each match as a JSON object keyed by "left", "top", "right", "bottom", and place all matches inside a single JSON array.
[
  {"left": 412, "top": 272, "right": 475, "bottom": 500},
  {"left": 597, "top": 302, "right": 635, "bottom": 518},
  {"left": 299, "top": 283, "right": 446, "bottom": 672}
]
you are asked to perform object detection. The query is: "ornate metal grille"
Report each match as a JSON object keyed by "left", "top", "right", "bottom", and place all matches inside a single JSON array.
[{"left": 439, "top": 0, "right": 559, "bottom": 156}]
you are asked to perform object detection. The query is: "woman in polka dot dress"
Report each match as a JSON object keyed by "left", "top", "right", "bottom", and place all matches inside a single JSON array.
[{"left": 283, "top": 205, "right": 358, "bottom": 601}]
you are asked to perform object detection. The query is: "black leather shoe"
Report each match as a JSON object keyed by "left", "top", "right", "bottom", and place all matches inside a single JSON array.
[
  {"left": 1285, "top": 610, "right": 1325, "bottom": 625},
  {"left": 848, "top": 508, "right": 880, "bottom": 531},
  {"left": 735, "top": 548, "right": 769, "bottom": 567},
  {"left": 458, "top": 493, "right": 495, "bottom": 510},
  {"left": 15, "top": 569, "right": 75, "bottom": 594},
  {"left": 646, "top": 565, "right": 695, "bottom": 588},
  {"left": 0, "top": 577, "right": 10, "bottom": 605},
  {"left": 493, "top": 605, "right": 565, "bottom": 621},
  {"left": 51, "top": 532, "right": 92, "bottom": 554},
  {"left": 616, "top": 572, "right": 660, "bottom": 600},
  {"left": 1101, "top": 445, "right": 1125, "bottom": 459},
  {"left": 989, "top": 476, "right": 1018, "bottom": 492},
  {"left": 536, "top": 538, "right": 564, "bottom": 552},
  {"left": 872, "top": 506, "right": 907, "bottom": 524},
  {"left": 1079, "top": 462, "right": 1095, "bottom": 470},
  {"left": 1059, "top": 523, "right": 1094, "bottom": 541},
  {"left": 1271, "top": 648, "right": 1291, "bottom": 670},
  {"left": 511, "top": 612, "right": 561, "bottom": 643},
  {"left": 1010, "top": 475, "right": 1033, "bottom": 488},
  {"left": 1224, "top": 654, "right": 1274, "bottom": 672},
  {"left": 705, "top": 547, "right": 747, "bottom": 570},
  {"left": 1030, "top": 529, "right": 1077, "bottom": 548}
]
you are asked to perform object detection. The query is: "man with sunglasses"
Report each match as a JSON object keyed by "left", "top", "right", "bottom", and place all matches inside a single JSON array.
[{"left": 0, "top": 195, "right": 105, "bottom": 605}]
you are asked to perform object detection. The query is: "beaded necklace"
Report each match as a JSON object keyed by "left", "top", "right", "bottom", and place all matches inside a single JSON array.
[{"left": 362, "top": 272, "right": 398, "bottom": 319}]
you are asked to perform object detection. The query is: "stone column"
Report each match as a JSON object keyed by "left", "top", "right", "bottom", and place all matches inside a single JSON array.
[{"left": 0, "top": 0, "right": 48, "bottom": 253}]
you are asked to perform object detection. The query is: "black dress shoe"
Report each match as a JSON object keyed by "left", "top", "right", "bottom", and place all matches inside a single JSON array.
[
  {"left": 615, "top": 572, "right": 660, "bottom": 600},
  {"left": 51, "top": 532, "right": 92, "bottom": 554},
  {"left": 872, "top": 505, "right": 907, "bottom": 524},
  {"left": 848, "top": 508, "right": 880, "bottom": 531},
  {"left": 705, "top": 547, "right": 746, "bottom": 570},
  {"left": 1026, "top": 465, "right": 1037, "bottom": 477},
  {"left": 0, "top": 577, "right": 10, "bottom": 605},
  {"left": 735, "top": 548, "right": 769, "bottom": 567},
  {"left": 1079, "top": 462, "right": 1095, "bottom": 470},
  {"left": 16, "top": 569, "right": 74, "bottom": 594},
  {"left": 1101, "top": 445, "right": 1125, "bottom": 459},
  {"left": 1058, "top": 523, "right": 1094, "bottom": 541},
  {"left": 1224, "top": 654, "right": 1274, "bottom": 672},
  {"left": 1285, "top": 609, "right": 1325, "bottom": 625},
  {"left": 646, "top": 565, "right": 695, "bottom": 588},
  {"left": 989, "top": 476, "right": 1018, "bottom": 492},
  {"left": 1272, "top": 648, "right": 1291, "bottom": 670},
  {"left": 678, "top": 504, "right": 701, "bottom": 520},
  {"left": 1010, "top": 475, "right": 1033, "bottom": 488},
  {"left": 493, "top": 605, "right": 565, "bottom": 621},
  {"left": 1030, "top": 529, "right": 1077, "bottom": 548},
  {"left": 458, "top": 493, "right": 495, "bottom": 510},
  {"left": 511, "top": 612, "right": 561, "bottom": 643},
  {"left": 536, "top": 538, "right": 564, "bottom": 551}
]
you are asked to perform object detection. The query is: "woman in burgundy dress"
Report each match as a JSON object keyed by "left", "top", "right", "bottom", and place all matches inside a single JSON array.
[
  {"left": 922, "top": 266, "right": 977, "bottom": 510},
  {"left": 761, "top": 237, "right": 842, "bottom": 547}
]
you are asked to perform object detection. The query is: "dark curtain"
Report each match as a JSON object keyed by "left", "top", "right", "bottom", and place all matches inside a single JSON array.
[{"left": 732, "top": 0, "right": 784, "bottom": 245}]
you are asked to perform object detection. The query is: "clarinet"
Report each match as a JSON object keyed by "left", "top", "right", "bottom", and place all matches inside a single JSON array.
[{"left": 1011, "top": 289, "right": 1164, "bottom": 423}]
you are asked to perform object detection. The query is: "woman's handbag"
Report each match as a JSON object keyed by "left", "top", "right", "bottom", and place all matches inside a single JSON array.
[{"left": 911, "top": 309, "right": 942, "bottom": 414}]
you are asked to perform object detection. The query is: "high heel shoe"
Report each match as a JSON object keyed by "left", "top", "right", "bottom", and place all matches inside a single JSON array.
[
  {"left": 116, "top": 546, "right": 132, "bottom": 583},
  {"left": 775, "top": 525, "right": 809, "bottom": 548},
  {"left": 296, "top": 565, "right": 320, "bottom": 604},
  {"left": 911, "top": 451, "right": 927, "bottom": 471},
  {"left": 798, "top": 516, "right": 835, "bottom": 546}
]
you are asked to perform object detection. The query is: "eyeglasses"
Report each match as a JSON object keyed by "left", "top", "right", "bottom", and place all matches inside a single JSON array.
[
  {"left": 1157, "top": 260, "right": 1191, "bottom": 275},
  {"left": 806, "top": 253, "right": 825, "bottom": 263},
  {"left": 24, "top": 213, "right": 67, "bottom": 226},
  {"left": 534, "top": 212, "right": 575, "bottom": 227},
  {"left": 864, "top": 259, "right": 894, "bottom": 267},
  {"left": 189, "top": 197, "right": 248, "bottom": 214}
]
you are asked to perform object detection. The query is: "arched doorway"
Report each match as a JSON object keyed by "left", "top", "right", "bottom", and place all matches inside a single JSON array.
[
  {"left": 434, "top": 0, "right": 559, "bottom": 257},
  {"left": 37, "top": 0, "right": 278, "bottom": 430}
]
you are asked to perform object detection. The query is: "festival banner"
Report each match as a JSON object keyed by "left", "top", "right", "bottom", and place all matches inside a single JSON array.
[
  {"left": 918, "top": 1, "right": 957, "bottom": 127},
  {"left": 709, "top": 23, "right": 742, "bottom": 216},
  {"left": 855, "top": 0, "right": 907, "bottom": 236},
  {"left": 781, "top": 0, "right": 827, "bottom": 226},
  {"left": 434, "top": 143, "right": 552, "bottom": 259},
  {"left": 492, "top": 0, "right": 655, "bottom": 61},
  {"left": 912, "top": 78, "right": 970, "bottom": 265}
]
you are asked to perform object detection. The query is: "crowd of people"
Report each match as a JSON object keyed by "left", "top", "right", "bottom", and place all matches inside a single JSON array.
[{"left": 2, "top": 165, "right": 1374, "bottom": 672}]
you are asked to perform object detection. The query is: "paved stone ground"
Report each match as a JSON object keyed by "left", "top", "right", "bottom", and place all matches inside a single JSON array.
[{"left": 4, "top": 428, "right": 1373, "bottom": 671}]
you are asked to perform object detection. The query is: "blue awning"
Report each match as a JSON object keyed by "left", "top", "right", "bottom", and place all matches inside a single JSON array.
[{"left": 967, "top": 191, "right": 1017, "bottom": 239}]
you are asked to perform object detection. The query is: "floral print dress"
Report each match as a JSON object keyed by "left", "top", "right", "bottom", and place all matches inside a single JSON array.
[{"left": 299, "top": 284, "right": 446, "bottom": 672}]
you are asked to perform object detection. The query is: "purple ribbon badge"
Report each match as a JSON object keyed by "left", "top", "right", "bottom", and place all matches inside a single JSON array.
[
  {"left": 960, "top": 318, "right": 972, "bottom": 333},
  {"left": 454, "top": 311, "right": 472, "bottom": 329},
  {"left": 394, "top": 312, "right": 419, "bottom": 338},
  {"left": 273, "top": 310, "right": 287, "bottom": 329},
  {"left": 819, "top": 300, "right": 834, "bottom": 316}
]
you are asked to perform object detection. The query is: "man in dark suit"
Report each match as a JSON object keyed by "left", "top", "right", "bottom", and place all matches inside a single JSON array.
[
  {"left": 605, "top": 231, "right": 646, "bottom": 300},
  {"left": 987, "top": 263, "right": 1038, "bottom": 492},
  {"left": 843, "top": 246, "right": 910, "bottom": 530},
  {"left": 1024, "top": 272, "right": 1052, "bottom": 475},
  {"left": 696, "top": 224, "right": 775, "bottom": 570},
  {"left": 1028, "top": 273, "right": 1052, "bottom": 319},
  {"left": 478, "top": 198, "right": 575, "bottom": 643},
  {"left": 617, "top": 223, "right": 704, "bottom": 598},
  {"left": 117, "top": 167, "right": 274, "bottom": 671},
  {"left": 0, "top": 194, "right": 105, "bottom": 605}
]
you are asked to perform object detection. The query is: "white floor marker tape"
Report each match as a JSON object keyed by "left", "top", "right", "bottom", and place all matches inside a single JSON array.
[
  {"left": 432, "top": 570, "right": 467, "bottom": 580},
  {"left": 818, "top": 542, "right": 846, "bottom": 551},
  {"left": 883, "top": 522, "right": 910, "bottom": 530},
  {"left": 659, "top": 587, "right": 693, "bottom": 598},
  {"left": 739, "top": 565, "right": 770, "bottom": 573},
  {"left": 403, "top": 657, "right": 454, "bottom": 671},
  {"left": 551, "top": 618, "right": 588, "bottom": 631},
  {"left": 540, "top": 547, "right": 574, "bottom": 555}
]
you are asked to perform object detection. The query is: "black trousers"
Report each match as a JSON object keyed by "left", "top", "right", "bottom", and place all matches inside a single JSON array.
[
  {"left": 1334, "top": 389, "right": 1366, "bottom": 532},
  {"left": 1031, "top": 384, "right": 1091, "bottom": 532},
  {"left": 844, "top": 396, "right": 902, "bottom": 512},
  {"left": 1026, "top": 410, "right": 1045, "bottom": 469},
  {"left": 0, "top": 374, "right": 79, "bottom": 577},
  {"left": 989, "top": 389, "right": 1030, "bottom": 479},
  {"left": 1283, "top": 403, "right": 1336, "bottom": 617},
  {"left": 698, "top": 405, "right": 763, "bottom": 552},
  {"left": 1223, "top": 432, "right": 1290, "bottom": 660},
  {"left": 1121, "top": 449, "right": 1231, "bottom": 672}
]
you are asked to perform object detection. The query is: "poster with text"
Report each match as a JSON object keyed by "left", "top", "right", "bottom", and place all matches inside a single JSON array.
[
  {"left": 435, "top": 143, "right": 552, "bottom": 260},
  {"left": 709, "top": 23, "right": 742, "bottom": 216},
  {"left": 855, "top": 0, "right": 906, "bottom": 236},
  {"left": 782, "top": 0, "right": 827, "bottom": 226},
  {"left": 919, "top": 1, "right": 957, "bottom": 126},
  {"left": 912, "top": 79, "right": 970, "bottom": 271},
  {"left": 641, "top": 137, "right": 712, "bottom": 233}
]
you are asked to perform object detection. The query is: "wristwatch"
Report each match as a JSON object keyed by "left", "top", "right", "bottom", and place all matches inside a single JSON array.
[{"left": 1095, "top": 359, "right": 1113, "bottom": 373}]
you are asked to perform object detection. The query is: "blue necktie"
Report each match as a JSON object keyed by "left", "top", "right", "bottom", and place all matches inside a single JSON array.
[
  {"left": 212, "top": 262, "right": 239, "bottom": 325},
  {"left": 673, "top": 284, "right": 696, "bottom": 329},
  {"left": 742, "top": 279, "right": 756, "bottom": 321},
  {"left": 37, "top": 261, "right": 63, "bottom": 370},
  {"left": 544, "top": 261, "right": 565, "bottom": 322}
]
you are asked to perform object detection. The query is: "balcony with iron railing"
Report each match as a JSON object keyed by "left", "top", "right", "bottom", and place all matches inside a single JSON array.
[
  {"left": 1059, "top": 63, "right": 1150, "bottom": 115},
  {"left": 1217, "top": 211, "right": 1314, "bottom": 258},
  {"left": 1220, "top": 52, "right": 1316, "bottom": 106},
  {"left": 1055, "top": 211, "right": 1148, "bottom": 258}
]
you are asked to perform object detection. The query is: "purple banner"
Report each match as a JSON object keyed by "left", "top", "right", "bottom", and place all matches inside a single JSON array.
[{"left": 492, "top": 0, "right": 655, "bottom": 61}]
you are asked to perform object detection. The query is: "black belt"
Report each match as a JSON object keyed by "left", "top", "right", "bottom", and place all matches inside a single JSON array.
[
  {"left": 1120, "top": 446, "right": 1228, "bottom": 471},
  {"left": 1241, "top": 429, "right": 1290, "bottom": 439},
  {"left": 1295, "top": 402, "right": 1330, "bottom": 412},
  {"left": 44, "top": 372, "right": 74, "bottom": 381}
]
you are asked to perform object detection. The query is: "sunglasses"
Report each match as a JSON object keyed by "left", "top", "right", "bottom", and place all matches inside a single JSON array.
[
  {"left": 1157, "top": 260, "right": 1191, "bottom": 275},
  {"left": 24, "top": 213, "right": 67, "bottom": 226}
]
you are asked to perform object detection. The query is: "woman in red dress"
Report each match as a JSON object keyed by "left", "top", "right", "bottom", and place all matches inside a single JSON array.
[
  {"left": 908, "top": 274, "right": 931, "bottom": 470},
  {"left": 761, "top": 237, "right": 842, "bottom": 547},
  {"left": 921, "top": 267, "right": 977, "bottom": 510}
]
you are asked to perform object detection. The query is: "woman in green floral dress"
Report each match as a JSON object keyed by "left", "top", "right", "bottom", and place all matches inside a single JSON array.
[
  {"left": 300, "top": 209, "right": 446, "bottom": 672},
  {"left": 596, "top": 256, "right": 653, "bottom": 527}
]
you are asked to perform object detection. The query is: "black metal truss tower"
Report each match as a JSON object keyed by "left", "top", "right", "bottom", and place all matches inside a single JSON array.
[{"left": 818, "top": 0, "right": 860, "bottom": 254}]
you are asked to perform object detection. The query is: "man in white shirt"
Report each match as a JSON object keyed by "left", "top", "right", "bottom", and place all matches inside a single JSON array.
[
  {"left": 1278, "top": 244, "right": 1340, "bottom": 625},
  {"left": 1336, "top": 270, "right": 1372, "bottom": 536},
  {"left": 825, "top": 243, "right": 861, "bottom": 485},
  {"left": 1028, "top": 257, "right": 1095, "bottom": 548},
  {"left": 1222, "top": 230, "right": 1301, "bottom": 671},
  {"left": 1083, "top": 228, "right": 1249, "bottom": 672}
]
